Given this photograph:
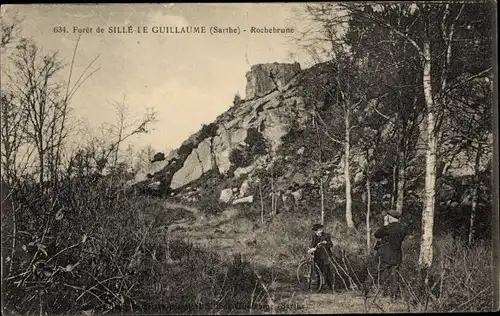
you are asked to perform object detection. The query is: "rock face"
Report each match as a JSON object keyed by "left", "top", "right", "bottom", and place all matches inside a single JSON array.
[
  {"left": 245, "top": 62, "right": 301, "bottom": 99},
  {"left": 170, "top": 138, "right": 214, "bottom": 190},
  {"left": 132, "top": 62, "right": 310, "bottom": 191}
]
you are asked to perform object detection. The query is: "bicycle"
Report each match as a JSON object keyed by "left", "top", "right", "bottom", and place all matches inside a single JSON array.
[{"left": 296, "top": 241, "right": 328, "bottom": 292}]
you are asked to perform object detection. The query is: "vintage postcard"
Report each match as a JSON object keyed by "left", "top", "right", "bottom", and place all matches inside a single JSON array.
[{"left": 1, "top": 2, "right": 498, "bottom": 314}]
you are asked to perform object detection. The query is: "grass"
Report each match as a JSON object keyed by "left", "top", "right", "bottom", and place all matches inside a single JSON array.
[
  {"left": 227, "top": 207, "right": 495, "bottom": 313},
  {"left": 1, "top": 176, "right": 495, "bottom": 314}
]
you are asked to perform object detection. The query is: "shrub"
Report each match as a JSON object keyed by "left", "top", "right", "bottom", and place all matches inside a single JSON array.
[
  {"left": 228, "top": 129, "right": 269, "bottom": 170},
  {"left": 177, "top": 142, "right": 194, "bottom": 157},
  {"left": 151, "top": 152, "right": 166, "bottom": 163},
  {"left": 245, "top": 128, "right": 268, "bottom": 155},
  {"left": 198, "top": 123, "right": 218, "bottom": 141},
  {"left": 1, "top": 177, "right": 269, "bottom": 315},
  {"left": 397, "top": 234, "right": 494, "bottom": 312},
  {"left": 233, "top": 92, "right": 243, "bottom": 106},
  {"left": 229, "top": 147, "right": 252, "bottom": 169}
]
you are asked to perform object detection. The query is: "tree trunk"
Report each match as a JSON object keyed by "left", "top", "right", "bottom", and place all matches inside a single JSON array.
[
  {"left": 38, "top": 147, "right": 45, "bottom": 188},
  {"left": 314, "top": 116, "right": 325, "bottom": 226},
  {"left": 391, "top": 164, "right": 397, "bottom": 209},
  {"left": 366, "top": 168, "right": 371, "bottom": 252},
  {"left": 271, "top": 176, "right": 275, "bottom": 215},
  {"left": 468, "top": 146, "right": 482, "bottom": 245},
  {"left": 344, "top": 107, "right": 354, "bottom": 228},
  {"left": 391, "top": 136, "right": 400, "bottom": 209},
  {"left": 418, "top": 36, "right": 437, "bottom": 274},
  {"left": 396, "top": 149, "right": 406, "bottom": 214},
  {"left": 320, "top": 177, "right": 325, "bottom": 225},
  {"left": 259, "top": 180, "right": 264, "bottom": 224}
]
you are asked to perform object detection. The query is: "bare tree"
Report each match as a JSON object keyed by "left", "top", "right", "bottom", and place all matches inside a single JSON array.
[
  {"left": 1, "top": 91, "right": 25, "bottom": 184},
  {"left": 2, "top": 35, "right": 100, "bottom": 189},
  {"left": 103, "top": 96, "right": 158, "bottom": 179},
  {"left": 0, "top": 8, "right": 23, "bottom": 49},
  {"left": 133, "top": 144, "right": 156, "bottom": 174}
]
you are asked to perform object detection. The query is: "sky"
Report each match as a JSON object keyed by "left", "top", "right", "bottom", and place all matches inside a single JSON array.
[{"left": 1, "top": 3, "right": 314, "bottom": 155}]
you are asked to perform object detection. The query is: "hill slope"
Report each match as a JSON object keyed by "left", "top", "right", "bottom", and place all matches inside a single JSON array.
[{"left": 130, "top": 60, "right": 491, "bottom": 237}]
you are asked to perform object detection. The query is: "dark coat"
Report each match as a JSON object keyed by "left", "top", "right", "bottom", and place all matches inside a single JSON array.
[
  {"left": 310, "top": 232, "right": 333, "bottom": 261},
  {"left": 374, "top": 222, "right": 407, "bottom": 267}
]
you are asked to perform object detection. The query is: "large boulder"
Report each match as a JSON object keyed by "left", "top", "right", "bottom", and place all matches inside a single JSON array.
[
  {"left": 245, "top": 62, "right": 301, "bottom": 99},
  {"left": 232, "top": 195, "right": 254, "bottom": 205},
  {"left": 170, "top": 138, "right": 214, "bottom": 190},
  {"left": 239, "top": 179, "right": 251, "bottom": 197},
  {"left": 219, "top": 188, "right": 234, "bottom": 203}
]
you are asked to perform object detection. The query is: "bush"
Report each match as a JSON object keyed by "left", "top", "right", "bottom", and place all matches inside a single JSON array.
[
  {"left": 177, "top": 142, "right": 194, "bottom": 157},
  {"left": 198, "top": 123, "right": 218, "bottom": 141},
  {"left": 397, "top": 234, "right": 494, "bottom": 312},
  {"left": 233, "top": 92, "right": 243, "bottom": 106},
  {"left": 228, "top": 129, "right": 269, "bottom": 170},
  {"left": 229, "top": 147, "right": 252, "bottom": 169},
  {"left": 0, "top": 176, "right": 268, "bottom": 315},
  {"left": 245, "top": 128, "right": 268, "bottom": 155},
  {"left": 151, "top": 152, "right": 166, "bottom": 163}
]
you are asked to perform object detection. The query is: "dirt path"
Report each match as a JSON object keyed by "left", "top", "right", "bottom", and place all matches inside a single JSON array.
[{"left": 161, "top": 201, "right": 409, "bottom": 314}]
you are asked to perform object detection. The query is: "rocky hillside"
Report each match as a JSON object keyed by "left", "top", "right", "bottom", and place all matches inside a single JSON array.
[
  {"left": 133, "top": 62, "right": 311, "bottom": 198},
  {"left": 130, "top": 61, "right": 491, "bottom": 233}
]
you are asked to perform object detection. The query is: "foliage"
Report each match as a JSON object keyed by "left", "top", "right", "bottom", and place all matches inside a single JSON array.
[
  {"left": 177, "top": 142, "right": 195, "bottom": 158},
  {"left": 198, "top": 122, "right": 219, "bottom": 142},
  {"left": 245, "top": 127, "right": 268, "bottom": 155},
  {"left": 233, "top": 92, "right": 243, "bottom": 106},
  {"left": 229, "top": 147, "right": 252, "bottom": 169},
  {"left": 1, "top": 178, "right": 266, "bottom": 314},
  {"left": 229, "top": 128, "right": 269, "bottom": 169},
  {"left": 151, "top": 152, "right": 165, "bottom": 163}
]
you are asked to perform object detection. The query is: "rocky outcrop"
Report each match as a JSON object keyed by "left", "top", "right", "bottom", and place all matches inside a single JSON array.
[
  {"left": 132, "top": 62, "right": 311, "bottom": 192},
  {"left": 245, "top": 62, "right": 301, "bottom": 99},
  {"left": 170, "top": 138, "right": 214, "bottom": 190}
]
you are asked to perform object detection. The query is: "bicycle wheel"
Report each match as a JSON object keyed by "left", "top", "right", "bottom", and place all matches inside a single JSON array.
[{"left": 296, "top": 260, "right": 323, "bottom": 292}]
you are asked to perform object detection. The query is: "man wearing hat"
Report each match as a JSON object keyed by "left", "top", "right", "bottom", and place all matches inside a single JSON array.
[
  {"left": 362, "top": 209, "right": 407, "bottom": 298},
  {"left": 307, "top": 223, "right": 335, "bottom": 291}
]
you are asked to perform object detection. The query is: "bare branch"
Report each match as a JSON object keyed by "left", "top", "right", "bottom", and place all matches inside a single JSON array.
[{"left": 312, "top": 111, "right": 343, "bottom": 145}]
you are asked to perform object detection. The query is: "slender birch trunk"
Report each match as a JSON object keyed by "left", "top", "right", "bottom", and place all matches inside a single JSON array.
[
  {"left": 391, "top": 136, "right": 400, "bottom": 209},
  {"left": 418, "top": 36, "right": 437, "bottom": 274},
  {"left": 366, "top": 166, "right": 371, "bottom": 251},
  {"left": 391, "top": 165, "right": 397, "bottom": 209},
  {"left": 344, "top": 107, "right": 354, "bottom": 228},
  {"left": 396, "top": 149, "right": 406, "bottom": 214},
  {"left": 259, "top": 180, "right": 264, "bottom": 224},
  {"left": 320, "top": 177, "right": 325, "bottom": 225},
  {"left": 271, "top": 176, "right": 275, "bottom": 215},
  {"left": 314, "top": 116, "right": 325, "bottom": 226}
]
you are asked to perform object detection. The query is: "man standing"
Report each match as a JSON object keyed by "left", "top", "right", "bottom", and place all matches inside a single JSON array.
[
  {"left": 362, "top": 210, "right": 407, "bottom": 298},
  {"left": 308, "top": 223, "right": 335, "bottom": 291}
]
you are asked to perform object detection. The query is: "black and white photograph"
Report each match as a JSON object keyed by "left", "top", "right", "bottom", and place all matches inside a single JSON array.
[{"left": 1, "top": 2, "right": 498, "bottom": 314}]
